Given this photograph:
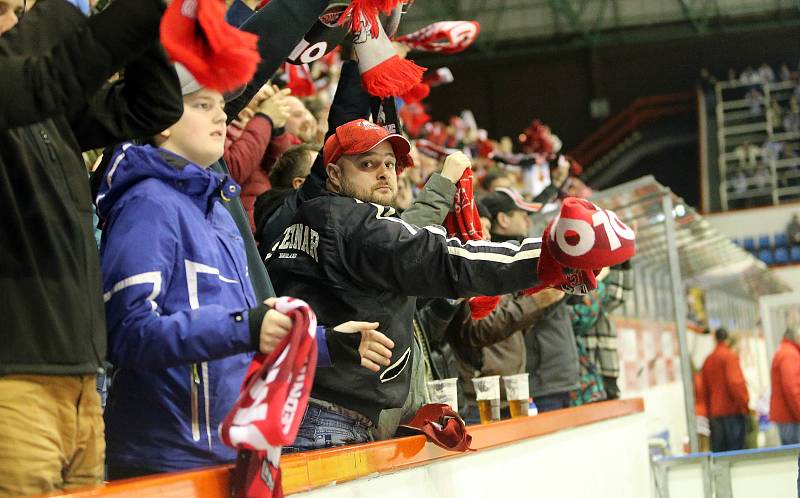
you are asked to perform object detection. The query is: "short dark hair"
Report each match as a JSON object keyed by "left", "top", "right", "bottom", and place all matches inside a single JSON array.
[
  {"left": 481, "top": 168, "right": 508, "bottom": 191},
  {"left": 715, "top": 327, "right": 729, "bottom": 342},
  {"left": 269, "top": 144, "right": 319, "bottom": 189}
]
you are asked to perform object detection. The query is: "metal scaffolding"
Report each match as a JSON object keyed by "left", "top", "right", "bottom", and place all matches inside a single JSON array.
[{"left": 589, "top": 176, "right": 788, "bottom": 454}]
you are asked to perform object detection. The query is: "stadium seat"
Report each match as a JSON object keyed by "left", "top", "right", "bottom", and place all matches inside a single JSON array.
[
  {"left": 775, "top": 247, "right": 790, "bottom": 264},
  {"left": 743, "top": 237, "right": 756, "bottom": 251},
  {"left": 792, "top": 246, "right": 800, "bottom": 262},
  {"left": 775, "top": 232, "right": 789, "bottom": 248},
  {"left": 758, "top": 234, "right": 771, "bottom": 249},
  {"left": 758, "top": 248, "right": 774, "bottom": 264}
]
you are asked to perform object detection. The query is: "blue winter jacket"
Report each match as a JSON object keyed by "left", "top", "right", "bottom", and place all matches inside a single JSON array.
[{"left": 97, "top": 144, "right": 259, "bottom": 471}]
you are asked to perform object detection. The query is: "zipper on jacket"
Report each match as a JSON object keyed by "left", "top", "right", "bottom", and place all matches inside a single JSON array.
[
  {"left": 191, "top": 364, "right": 201, "bottom": 442},
  {"left": 38, "top": 128, "right": 58, "bottom": 162},
  {"left": 201, "top": 362, "right": 213, "bottom": 451}
]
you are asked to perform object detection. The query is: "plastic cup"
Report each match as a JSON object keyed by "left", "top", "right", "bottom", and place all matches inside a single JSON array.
[
  {"left": 427, "top": 378, "right": 459, "bottom": 412},
  {"left": 502, "top": 373, "right": 530, "bottom": 418},
  {"left": 472, "top": 375, "right": 501, "bottom": 423}
]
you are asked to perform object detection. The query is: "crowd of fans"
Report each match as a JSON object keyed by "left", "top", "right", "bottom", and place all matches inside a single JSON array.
[
  {"left": 702, "top": 62, "right": 800, "bottom": 209},
  {"left": 0, "top": 0, "right": 642, "bottom": 496}
]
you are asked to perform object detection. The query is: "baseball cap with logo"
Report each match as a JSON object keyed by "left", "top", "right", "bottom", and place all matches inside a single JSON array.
[
  {"left": 323, "top": 119, "right": 413, "bottom": 169},
  {"left": 481, "top": 187, "right": 542, "bottom": 220}
]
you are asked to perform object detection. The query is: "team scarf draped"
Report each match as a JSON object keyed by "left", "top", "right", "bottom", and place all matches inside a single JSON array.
[{"left": 220, "top": 297, "right": 318, "bottom": 498}]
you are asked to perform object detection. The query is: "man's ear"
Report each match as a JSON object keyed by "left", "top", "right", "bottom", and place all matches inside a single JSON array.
[
  {"left": 292, "top": 177, "right": 306, "bottom": 189},
  {"left": 496, "top": 211, "right": 510, "bottom": 229},
  {"left": 326, "top": 163, "right": 343, "bottom": 192}
]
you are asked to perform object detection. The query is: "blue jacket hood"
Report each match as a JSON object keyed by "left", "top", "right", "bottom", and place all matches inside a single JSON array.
[{"left": 96, "top": 144, "right": 240, "bottom": 219}]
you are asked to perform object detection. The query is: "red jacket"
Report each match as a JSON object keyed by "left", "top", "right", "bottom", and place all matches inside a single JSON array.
[
  {"left": 701, "top": 342, "right": 749, "bottom": 417},
  {"left": 694, "top": 371, "right": 708, "bottom": 418},
  {"left": 770, "top": 338, "right": 800, "bottom": 423},
  {"left": 224, "top": 115, "right": 299, "bottom": 231}
]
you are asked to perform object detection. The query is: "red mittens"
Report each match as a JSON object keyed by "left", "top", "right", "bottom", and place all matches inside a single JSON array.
[{"left": 161, "top": 0, "right": 260, "bottom": 92}]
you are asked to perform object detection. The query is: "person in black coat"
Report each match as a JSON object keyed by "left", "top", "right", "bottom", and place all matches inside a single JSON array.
[{"left": 0, "top": 0, "right": 183, "bottom": 494}]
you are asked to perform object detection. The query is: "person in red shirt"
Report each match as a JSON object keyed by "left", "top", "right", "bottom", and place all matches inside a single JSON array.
[
  {"left": 701, "top": 328, "right": 750, "bottom": 452},
  {"left": 770, "top": 326, "right": 800, "bottom": 445}
]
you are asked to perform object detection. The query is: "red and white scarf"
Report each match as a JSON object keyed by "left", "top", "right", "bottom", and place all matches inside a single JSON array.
[
  {"left": 220, "top": 297, "right": 318, "bottom": 498},
  {"left": 442, "top": 169, "right": 502, "bottom": 320}
]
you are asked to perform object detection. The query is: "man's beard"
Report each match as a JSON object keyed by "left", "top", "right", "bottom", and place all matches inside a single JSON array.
[{"left": 339, "top": 176, "right": 398, "bottom": 207}]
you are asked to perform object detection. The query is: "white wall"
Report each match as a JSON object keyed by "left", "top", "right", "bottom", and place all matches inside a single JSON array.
[
  {"left": 706, "top": 202, "right": 800, "bottom": 240},
  {"left": 771, "top": 266, "right": 800, "bottom": 291},
  {"left": 291, "top": 412, "right": 651, "bottom": 498}
]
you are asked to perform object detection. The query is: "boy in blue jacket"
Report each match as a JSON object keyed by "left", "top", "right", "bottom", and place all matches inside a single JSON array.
[{"left": 97, "top": 65, "right": 393, "bottom": 479}]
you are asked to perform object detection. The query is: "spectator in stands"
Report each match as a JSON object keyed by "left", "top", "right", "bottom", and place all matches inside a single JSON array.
[
  {"left": 761, "top": 139, "right": 783, "bottom": 164},
  {"left": 701, "top": 328, "right": 750, "bottom": 452},
  {"left": 252, "top": 143, "right": 319, "bottom": 236},
  {"left": 568, "top": 261, "right": 633, "bottom": 403},
  {"left": 395, "top": 174, "right": 414, "bottom": 211},
  {"left": 740, "top": 66, "right": 760, "bottom": 88},
  {"left": 482, "top": 168, "right": 514, "bottom": 192},
  {"left": 0, "top": 0, "right": 184, "bottom": 495},
  {"left": 780, "top": 64, "right": 792, "bottom": 82},
  {"left": 268, "top": 143, "right": 318, "bottom": 190},
  {"left": 758, "top": 63, "right": 775, "bottom": 84},
  {"left": 787, "top": 214, "right": 800, "bottom": 245},
  {"left": 266, "top": 125, "right": 546, "bottom": 451},
  {"left": 694, "top": 365, "right": 712, "bottom": 452},
  {"left": 224, "top": 83, "right": 294, "bottom": 231},
  {"left": 285, "top": 96, "right": 318, "bottom": 144},
  {"left": 769, "top": 101, "right": 784, "bottom": 131},
  {"left": 784, "top": 98, "right": 800, "bottom": 133},
  {"left": 746, "top": 88, "right": 764, "bottom": 116},
  {"left": 770, "top": 326, "right": 800, "bottom": 445},
  {"left": 97, "top": 68, "right": 385, "bottom": 479}
]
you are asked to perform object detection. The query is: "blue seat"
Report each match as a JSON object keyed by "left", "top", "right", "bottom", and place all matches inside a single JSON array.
[
  {"left": 758, "top": 234, "right": 771, "bottom": 249},
  {"left": 758, "top": 248, "right": 774, "bottom": 264},
  {"left": 775, "top": 232, "right": 789, "bottom": 248},
  {"left": 792, "top": 246, "right": 800, "bottom": 262},
  {"left": 775, "top": 247, "right": 790, "bottom": 264},
  {"left": 743, "top": 237, "right": 756, "bottom": 251}
]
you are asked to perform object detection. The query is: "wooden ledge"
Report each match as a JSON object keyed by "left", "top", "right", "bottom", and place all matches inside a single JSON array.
[{"left": 36, "top": 398, "right": 644, "bottom": 497}]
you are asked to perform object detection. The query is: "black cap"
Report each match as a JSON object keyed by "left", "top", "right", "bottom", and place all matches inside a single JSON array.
[{"left": 481, "top": 187, "right": 541, "bottom": 220}]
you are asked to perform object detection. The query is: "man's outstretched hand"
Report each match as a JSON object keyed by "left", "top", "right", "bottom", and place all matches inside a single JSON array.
[{"left": 334, "top": 321, "right": 395, "bottom": 372}]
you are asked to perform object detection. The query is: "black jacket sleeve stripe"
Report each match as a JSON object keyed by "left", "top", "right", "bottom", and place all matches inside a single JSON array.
[{"left": 335, "top": 200, "right": 542, "bottom": 298}]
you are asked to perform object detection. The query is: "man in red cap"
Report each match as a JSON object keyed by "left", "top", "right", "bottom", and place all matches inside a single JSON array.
[
  {"left": 322, "top": 118, "right": 412, "bottom": 207},
  {"left": 266, "top": 118, "right": 547, "bottom": 451}
]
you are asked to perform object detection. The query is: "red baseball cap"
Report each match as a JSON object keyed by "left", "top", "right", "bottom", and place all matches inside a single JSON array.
[{"left": 323, "top": 119, "right": 413, "bottom": 169}]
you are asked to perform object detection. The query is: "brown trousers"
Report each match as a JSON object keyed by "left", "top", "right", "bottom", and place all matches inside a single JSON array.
[{"left": 0, "top": 374, "right": 104, "bottom": 497}]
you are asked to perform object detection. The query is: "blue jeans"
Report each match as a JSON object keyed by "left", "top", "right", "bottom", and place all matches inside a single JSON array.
[
  {"left": 778, "top": 423, "right": 800, "bottom": 445},
  {"left": 285, "top": 402, "right": 373, "bottom": 452},
  {"left": 710, "top": 415, "right": 746, "bottom": 452},
  {"left": 534, "top": 392, "right": 572, "bottom": 413}
]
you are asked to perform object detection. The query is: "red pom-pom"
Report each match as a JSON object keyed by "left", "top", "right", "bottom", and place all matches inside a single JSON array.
[
  {"left": 468, "top": 296, "right": 501, "bottom": 320},
  {"left": 161, "top": 0, "right": 260, "bottom": 93},
  {"left": 401, "top": 82, "right": 430, "bottom": 104},
  {"left": 339, "top": 0, "right": 406, "bottom": 37},
  {"left": 361, "top": 55, "right": 426, "bottom": 98}
]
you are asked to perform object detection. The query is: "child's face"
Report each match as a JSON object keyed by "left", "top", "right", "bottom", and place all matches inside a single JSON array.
[{"left": 160, "top": 89, "right": 227, "bottom": 168}]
